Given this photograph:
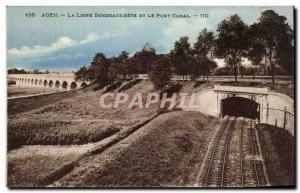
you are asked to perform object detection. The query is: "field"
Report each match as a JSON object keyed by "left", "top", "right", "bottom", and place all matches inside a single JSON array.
[{"left": 8, "top": 80, "right": 157, "bottom": 150}]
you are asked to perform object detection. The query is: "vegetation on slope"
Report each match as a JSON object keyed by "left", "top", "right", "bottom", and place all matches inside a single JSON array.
[
  {"left": 256, "top": 124, "right": 294, "bottom": 186},
  {"left": 53, "top": 111, "right": 220, "bottom": 187},
  {"left": 8, "top": 80, "right": 156, "bottom": 149}
]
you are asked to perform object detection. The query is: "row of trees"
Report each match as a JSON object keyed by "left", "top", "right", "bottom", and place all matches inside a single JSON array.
[
  {"left": 75, "top": 10, "right": 294, "bottom": 89},
  {"left": 8, "top": 68, "right": 50, "bottom": 74}
]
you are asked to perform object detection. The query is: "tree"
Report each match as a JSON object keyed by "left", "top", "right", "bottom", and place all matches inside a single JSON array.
[
  {"left": 131, "top": 43, "right": 156, "bottom": 74},
  {"left": 107, "top": 57, "right": 119, "bottom": 81},
  {"left": 118, "top": 51, "right": 130, "bottom": 78},
  {"left": 247, "top": 40, "right": 266, "bottom": 75},
  {"left": 126, "top": 57, "right": 139, "bottom": 79},
  {"left": 148, "top": 55, "right": 172, "bottom": 89},
  {"left": 75, "top": 66, "right": 89, "bottom": 81},
  {"left": 33, "top": 69, "right": 40, "bottom": 74},
  {"left": 215, "top": 14, "right": 248, "bottom": 83},
  {"left": 202, "top": 59, "right": 217, "bottom": 82},
  {"left": 249, "top": 10, "right": 294, "bottom": 86},
  {"left": 192, "top": 28, "right": 217, "bottom": 81},
  {"left": 8, "top": 68, "right": 19, "bottom": 74},
  {"left": 275, "top": 28, "right": 294, "bottom": 75},
  {"left": 108, "top": 51, "right": 130, "bottom": 81},
  {"left": 8, "top": 68, "right": 29, "bottom": 74},
  {"left": 170, "top": 36, "right": 192, "bottom": 80},
  {"left": 89, "top": 53, "right": 111, "bottom": 87}
]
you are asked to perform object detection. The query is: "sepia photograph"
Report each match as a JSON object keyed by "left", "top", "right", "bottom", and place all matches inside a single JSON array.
[{"left": 6, "top": 6, "right": 295, "bottom": 188}]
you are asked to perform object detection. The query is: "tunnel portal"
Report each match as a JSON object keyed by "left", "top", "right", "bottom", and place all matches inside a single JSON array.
[{"left": 221, "top": 97, "right": 260, "bottom": 120}]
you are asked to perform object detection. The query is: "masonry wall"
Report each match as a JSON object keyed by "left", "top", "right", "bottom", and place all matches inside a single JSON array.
[
  {"left": 8, "top": 74, "right": 88, "bottom": 90},
  {"left": 184, "top": 88, "right": 294, "bottom": 135}
]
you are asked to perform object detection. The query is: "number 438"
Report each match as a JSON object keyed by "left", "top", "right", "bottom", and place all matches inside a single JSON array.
[{"left": 25, "top": 13, "right": 35, "bottom": 17}]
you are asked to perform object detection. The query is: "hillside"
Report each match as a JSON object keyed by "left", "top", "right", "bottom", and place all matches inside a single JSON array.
[{"left": 52, "top": 111, "right": 220, "bottom": 187}]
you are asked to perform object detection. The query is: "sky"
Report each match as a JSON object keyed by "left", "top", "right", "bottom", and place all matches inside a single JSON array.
[{"left": 7, "top": 6, "right": 294, "bottom": 70}]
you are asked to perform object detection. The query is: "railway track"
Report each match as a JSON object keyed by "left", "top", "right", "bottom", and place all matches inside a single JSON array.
[
  {"left": 240, "top": 119, "right": 268, "bottom": 186},
  {"left": 198, "top": 116, "right": 268, "bottom": 187}
]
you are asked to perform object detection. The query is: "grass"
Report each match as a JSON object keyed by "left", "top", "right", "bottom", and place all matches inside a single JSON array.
[
  {"left": 8, "top": 154, "right": 77, "bottom": 187},
  {"left": 8, "top": 113, "right": 159, "bottom": 187},
  {"left": 256, "top": 123, "right": 295, "bottom": 186},
  {"left": 7, "top": 89, "right": 78, "bottom": 115},
  {"left": 52, "top": 111, "right": 220, "bottom": 187},
  {"left": 7, "top": 87, "right": 60, "bottom": 98},
  {"left": 8, "top": 80, "right": 157, "bottom": 149},
  {"left": 8, "top": 119, "right": 120, "bottom": 150}
]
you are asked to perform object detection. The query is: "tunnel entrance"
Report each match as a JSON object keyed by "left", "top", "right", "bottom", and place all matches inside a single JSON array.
[{"left": 221, "top": 97, "right": 260, "bottom": 120}]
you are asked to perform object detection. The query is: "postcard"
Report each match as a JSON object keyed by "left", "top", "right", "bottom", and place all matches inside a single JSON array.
[{"left": 7, "top": 6, "right": 295, "bottom": 188}]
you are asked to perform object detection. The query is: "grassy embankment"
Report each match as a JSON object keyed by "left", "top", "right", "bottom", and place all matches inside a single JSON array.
[
  {"left": 8, "top": 80, "right": 157, "bottom": 150},
  {"left": 256, "top": 124, "right": 294, "bottom": 186},
  {"left": 52, "top": 111, "right": 220, "bottom": 187}
]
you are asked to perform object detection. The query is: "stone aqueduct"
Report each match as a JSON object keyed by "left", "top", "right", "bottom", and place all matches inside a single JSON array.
[{"left": 8, "top": 73, "right": 88, "bottom": 90}]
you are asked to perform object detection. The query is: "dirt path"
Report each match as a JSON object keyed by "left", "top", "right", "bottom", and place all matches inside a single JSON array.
[
  {"left": 7, "top": 132, "right": 118, "bottom": 187},
  {"left": 8, "top": 136, "right": 113, "bottom": 159},
  {"left": 8, "top": 114, "right": 158, "bottom": 187}
]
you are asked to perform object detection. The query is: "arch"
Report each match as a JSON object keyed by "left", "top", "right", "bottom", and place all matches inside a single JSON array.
[
  {"left": 62, "top": 81, "right": 68, "bottom": 89},
  {"left": 44, "top": 80, "right": 48, "bottom": 86},
  {"left": 80, "top": 82, "right": 88, "bottom": 88},
  {"left": 55, "top": 80, "right": 60, "bottom": 88},
  {"left": 221, "top": 97, "right": 260, "bottom": 120},
  {"left": 31, "top": 79, "right": 34, "bottom": 84},
  {"left": 35, "top": 79, "right": 38, "bottom": 85},
  {"left": 70, "top": 82, "right": 77, "bottom": 89},
  {"left": 49, "top": 80, "right": 53, "bottom": 87}
]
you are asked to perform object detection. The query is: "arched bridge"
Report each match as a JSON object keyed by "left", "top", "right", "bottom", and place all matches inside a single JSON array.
[{"left": 8, "top": 73, "right": 89, "bottom": 90}]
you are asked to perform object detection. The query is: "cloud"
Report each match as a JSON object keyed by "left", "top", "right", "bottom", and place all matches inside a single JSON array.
[
  {"left": 8, "top": 36, "right": 76, "bottom": 57},
  {"left": 154, "top": 18, "right": 209, "bottom": 51},
  {"left": 79, "top": 33, "right": 99, "bottom": 44},
  {"left": 7, "top": 32, "right": 115, "bottom": 57}
]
